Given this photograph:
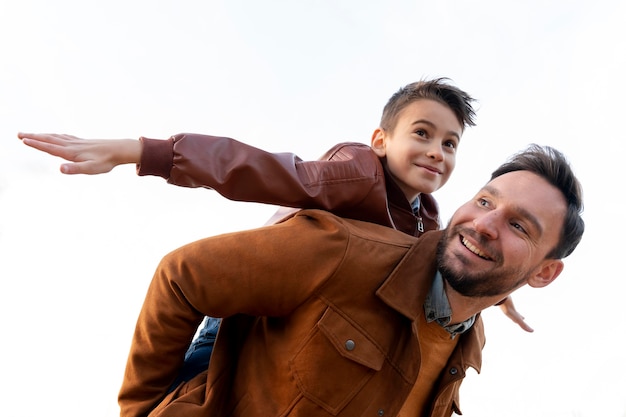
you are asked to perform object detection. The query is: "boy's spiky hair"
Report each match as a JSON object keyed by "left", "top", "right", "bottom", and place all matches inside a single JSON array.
[{"left": 380, "top": 77, "right": 477, "bottom": 132}]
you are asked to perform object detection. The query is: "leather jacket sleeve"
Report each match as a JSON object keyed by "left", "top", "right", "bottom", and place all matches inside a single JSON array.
[
  {"left": 137, "top": 134, "right": 392, "bottom": 226},
  {"left": 136, "top": 133, "right": 441, "bottom": 236}
]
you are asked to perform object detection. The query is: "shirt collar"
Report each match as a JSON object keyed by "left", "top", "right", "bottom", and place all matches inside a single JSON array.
[
  {"left": 424, "top": 270, "right": 476, "bottom": 338},
  {"left": 410, "top": 196, "right": 421, "bottom": 214}
]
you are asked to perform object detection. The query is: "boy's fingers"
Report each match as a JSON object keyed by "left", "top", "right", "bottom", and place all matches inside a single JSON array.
[
  {"left": 61, "top": 162, "right": 94, "bottom": 175},
  {"left": 512, "top": 314, "right": 534, "bottom": 333},
  {"left": 62, "top": 161, "right": 112, "bottom": 175},
  {"left": 21, "top": 137, "right": 72, "bottom": 159},
  {"left": 19, "top": 133, "right": 78, "bottom": 145},
  {"left": 19, "top": 132, "right": 55, "bottom": 143}
]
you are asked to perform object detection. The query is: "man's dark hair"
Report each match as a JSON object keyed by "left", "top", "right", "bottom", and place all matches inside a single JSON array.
[{"left": 491, "top": 144, "right": 585, "bottom": 259}]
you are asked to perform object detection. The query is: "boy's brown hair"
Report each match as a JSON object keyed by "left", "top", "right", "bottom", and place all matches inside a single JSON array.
[{"left": 380, "top": 78, "right": 477, "bottom": 133}]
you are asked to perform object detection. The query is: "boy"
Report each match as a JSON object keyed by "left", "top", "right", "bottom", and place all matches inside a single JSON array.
[{"left": 18, "top": 78, "right": 529, "bottom": 385}]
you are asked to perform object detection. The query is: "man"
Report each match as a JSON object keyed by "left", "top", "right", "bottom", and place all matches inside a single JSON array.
[{"left": 118, "top": 144, "right": 584, "bottom": 417}]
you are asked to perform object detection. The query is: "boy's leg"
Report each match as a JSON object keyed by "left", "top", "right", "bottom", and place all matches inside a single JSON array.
[{"left": 168, "top": 316, "right": 221, "bottom": 390}]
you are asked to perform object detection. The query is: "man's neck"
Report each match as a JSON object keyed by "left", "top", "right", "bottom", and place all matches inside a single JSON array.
[{"left": 443, "top": 281, "right": 509, "bottom": 325}]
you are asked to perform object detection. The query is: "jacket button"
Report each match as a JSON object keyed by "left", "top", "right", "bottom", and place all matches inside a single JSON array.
[
  {"left": 377, "top": 409, "right": 384, "bottom": 416},
  {"left": 345, "top": 339, "right": 356, "bottom": 351},
  {"left": 449, "top": 367, "right": 458, "bottom": 375}
]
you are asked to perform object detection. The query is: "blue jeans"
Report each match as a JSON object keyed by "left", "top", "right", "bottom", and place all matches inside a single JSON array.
[{"left": 169, "top": 316, "right": 221, "bottom": 390}]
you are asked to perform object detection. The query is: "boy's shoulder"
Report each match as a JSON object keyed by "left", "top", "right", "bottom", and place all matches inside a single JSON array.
[{"left": 318, "top": 142, "right": 375, "bottom": 160}]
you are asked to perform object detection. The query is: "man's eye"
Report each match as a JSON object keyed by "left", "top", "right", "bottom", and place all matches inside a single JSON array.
[
  {"left": 478, "top": 198, "right": 489, "bottom": 207},
  {"left": 512, "top": 222, "right": 527, "bottom": 234}
]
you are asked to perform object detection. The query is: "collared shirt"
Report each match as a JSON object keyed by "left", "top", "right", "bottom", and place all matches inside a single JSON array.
[
  {"left": 413, "top": 196, "right": 473, "bottom": 336},
  {"left": 424, "top": 271, "right": 476, "bottom": 338},
  {"left": 410, "top": 197, "right": 425, "bottom": 233},
  {"left": 411, "top": 196, "right": 421, "bottom": 213}
]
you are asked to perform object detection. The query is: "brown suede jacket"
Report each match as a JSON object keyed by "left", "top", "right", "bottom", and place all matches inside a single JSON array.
[
  {"left": 137, "top": 133, "right": 440, "bottom": 236},
  {"left": 119, "top": 210, "right": 484, "bottom": 417}
]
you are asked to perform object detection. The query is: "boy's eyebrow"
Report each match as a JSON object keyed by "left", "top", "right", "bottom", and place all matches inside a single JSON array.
[
  {"left": 412, "top": 119, "right": 461, "bottom": 140},
  {"left": 482, "top": 184, "right": 543, "bottom": 235}
]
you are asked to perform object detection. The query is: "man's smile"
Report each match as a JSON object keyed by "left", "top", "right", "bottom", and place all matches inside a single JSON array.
[{"left": 461, "top": 235, "right": 493, "bottom": 260}]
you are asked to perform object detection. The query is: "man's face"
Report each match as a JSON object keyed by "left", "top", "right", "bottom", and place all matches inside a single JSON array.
[
  {"left": 371, "top": 99, "right": 463, "bottom": 202},
  {"left": 437, "top": 170, "right": 566, "bottom": 298}
]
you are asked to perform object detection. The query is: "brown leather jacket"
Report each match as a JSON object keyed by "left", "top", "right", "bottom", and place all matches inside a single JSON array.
[
  {"left": 119, "top": 210, "right": 484, "bottom": 417},
  {"left": 137, "top": 133, "right": 441, "bottom": 236}
]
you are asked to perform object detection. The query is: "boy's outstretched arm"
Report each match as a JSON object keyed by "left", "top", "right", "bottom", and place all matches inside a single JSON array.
[
  {"left": 18, "top": 132, "right": 141, "bottom": 175},
  {"left": 499, "top": 297, "right": 534, "bottom": 333}
]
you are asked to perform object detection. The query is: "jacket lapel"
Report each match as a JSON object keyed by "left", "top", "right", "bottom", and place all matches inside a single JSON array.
[{"left": 375, "top": 230, "right": 442, "bottom": 320}]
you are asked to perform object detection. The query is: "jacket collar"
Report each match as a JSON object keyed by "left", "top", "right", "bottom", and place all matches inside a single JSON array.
[
  {"left": 380, "top": 160, "right": 441, "bottom": 237},
  {"left": 375, "top": 230, "right": 483, "bottom": 372},
  {"left": 376, "top": 230, "right": 442, "bottom": 321}
]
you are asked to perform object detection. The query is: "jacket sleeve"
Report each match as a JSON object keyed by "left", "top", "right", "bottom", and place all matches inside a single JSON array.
[
  {"left": 118, "top": 210, "right": 350, "bottom": 417},
  {"left": 136, "top": 134, "right": 387, "bottom": 216}
]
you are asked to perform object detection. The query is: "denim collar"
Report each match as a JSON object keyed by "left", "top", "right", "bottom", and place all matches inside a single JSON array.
[
  {"left": 410, "top": 196, "right": 420, "bottom": 213},
  {"left": 424, "top": 270, "right": 476, "bottom": 338}
]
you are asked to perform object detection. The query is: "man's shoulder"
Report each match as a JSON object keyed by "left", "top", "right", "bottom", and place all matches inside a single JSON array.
[{"left": 294, "top": 209, "right": 418, "bottom": 247}]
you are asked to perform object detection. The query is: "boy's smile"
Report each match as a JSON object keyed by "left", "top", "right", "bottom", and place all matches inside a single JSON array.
[{"left": 371, "top": 99, "right": 463, "bottom": 202}]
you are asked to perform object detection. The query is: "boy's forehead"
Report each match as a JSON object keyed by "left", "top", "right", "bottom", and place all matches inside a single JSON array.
[
  {"left": 397, "top": 99, "right": 462, "bottom": 131},
  {"left": 400, "top": 98, "right": 447, "bottom": 114}
]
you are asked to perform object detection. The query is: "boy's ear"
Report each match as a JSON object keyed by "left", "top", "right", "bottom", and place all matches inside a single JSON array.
[
  {"left": 528, "top": 259, "right": 564, "bottom": 288},
  {"left": 370, "top": 128, "right": 386, "bottom": 157}
]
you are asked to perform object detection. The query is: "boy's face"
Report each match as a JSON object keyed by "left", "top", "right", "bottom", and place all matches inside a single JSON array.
[{"left": 371, "top": 99, "right": 463, "bottom": 202}]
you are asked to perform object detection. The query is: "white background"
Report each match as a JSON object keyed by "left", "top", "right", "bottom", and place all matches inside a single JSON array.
[{"left": 1, "top": 1, "right": 624, "bottom": 416}]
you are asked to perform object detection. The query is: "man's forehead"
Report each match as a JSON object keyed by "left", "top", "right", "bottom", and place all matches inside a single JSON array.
[
  {"left": 486, "top": 170, "right": 549, "bottom": 192},
  {"left": 483, "top": 170, "right": 566, "bottom": 233}
]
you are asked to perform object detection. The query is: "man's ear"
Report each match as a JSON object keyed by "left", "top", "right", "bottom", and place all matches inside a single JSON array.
[
  {"left": 370, "top": 128, "right": 387, "bottom": 157},
  {"left": 528, "top": 259, "right": 564, "bottom": 288}
]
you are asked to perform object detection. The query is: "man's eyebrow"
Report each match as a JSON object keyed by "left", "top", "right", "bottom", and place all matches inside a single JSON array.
[
  {"left": 412, "top": 119, "right": 461, "bottom": 140},
  {"left": 482, "top": 184, "right": 543, "bottom": 235}
]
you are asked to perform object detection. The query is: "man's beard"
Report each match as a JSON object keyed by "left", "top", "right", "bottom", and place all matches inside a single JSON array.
[{"left": 436, "top": 226, "right": 531, "bottom": 298}]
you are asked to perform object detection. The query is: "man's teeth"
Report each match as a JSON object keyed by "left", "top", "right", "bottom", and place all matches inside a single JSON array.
[{"left": 462, "top": 237, "right": 490, "bottom": 260}]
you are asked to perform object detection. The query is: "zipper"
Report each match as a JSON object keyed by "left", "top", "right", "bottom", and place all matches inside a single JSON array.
[{"left": 417, "top": 217, "right": 424, "bottom": 233}]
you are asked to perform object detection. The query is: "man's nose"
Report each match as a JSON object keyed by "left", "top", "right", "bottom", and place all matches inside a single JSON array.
[{"left": 473, "top": 211, "right": 500, "bottom": 239}]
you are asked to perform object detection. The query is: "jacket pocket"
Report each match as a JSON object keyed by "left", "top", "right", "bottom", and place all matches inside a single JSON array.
[{"left": 290, "top": 308, "right": 385, "bottom": 415}]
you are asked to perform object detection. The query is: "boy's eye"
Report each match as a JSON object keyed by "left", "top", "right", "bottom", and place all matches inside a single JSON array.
[
  {"left": 415, "top": 129, "right": 427, "bottom": 137},
  {"left": 444, "top": 140, "right": 457, "bottom": 149}
]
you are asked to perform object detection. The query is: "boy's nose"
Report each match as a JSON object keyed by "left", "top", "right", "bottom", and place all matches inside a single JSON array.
[{"left": 426, "top": 144, "right": 444, "bottom": 161}]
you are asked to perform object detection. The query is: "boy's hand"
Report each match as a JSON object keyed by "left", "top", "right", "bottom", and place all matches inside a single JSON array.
[
  {"left": 498, "top": 297, "right": 534, "bottom": 333},
  {"left": 18, "top": 133, "right": 142, "bottom": 175}
]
